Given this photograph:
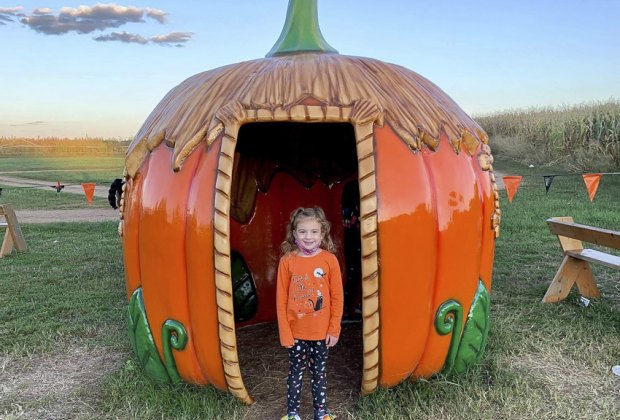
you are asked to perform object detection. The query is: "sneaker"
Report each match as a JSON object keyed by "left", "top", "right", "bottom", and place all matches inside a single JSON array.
[{"left": 280, "top": 415, "right": 301, "bottom": 420}]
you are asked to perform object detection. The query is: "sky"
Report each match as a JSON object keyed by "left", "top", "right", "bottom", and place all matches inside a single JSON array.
[{"left": 1, "top": 0, "right": 619, "bottom": 139}]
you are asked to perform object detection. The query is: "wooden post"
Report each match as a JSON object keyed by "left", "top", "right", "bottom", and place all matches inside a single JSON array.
[{"left": 0, "top": 204, "right": 27, "bottom": 257}]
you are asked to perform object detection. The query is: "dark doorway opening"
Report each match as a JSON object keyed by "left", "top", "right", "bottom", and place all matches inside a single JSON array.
[{"left": 231, "top": 121, "right": 363, "bottom": 413}]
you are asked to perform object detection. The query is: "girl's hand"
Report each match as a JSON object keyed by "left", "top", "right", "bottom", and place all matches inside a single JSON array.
[{"left": 326, "top": 334, "right": 339, "bottom": 348}]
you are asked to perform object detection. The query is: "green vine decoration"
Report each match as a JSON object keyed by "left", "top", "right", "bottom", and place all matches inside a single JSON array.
[
  {"left": 161, "top": 319, "right": 188, "bottom": 384},
  {"left": 435, "top": 281, "right": 492, "bottom": 375},
  {"left": 452, "top": 281, "right": 491, "bottom": 374},
  {"left": 434, "top": 299, "right": 463, "bottom": 375},
  {"left": 127, "top": 288, "right": 188, "bottom": 385},
  {"left": 127, "top": 288, "right": 170, "bottom": 384}
]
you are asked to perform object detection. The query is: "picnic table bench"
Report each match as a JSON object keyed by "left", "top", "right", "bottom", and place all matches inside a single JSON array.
[
  {"left": 543, "top": 216, "right": 620, "bottom": 303},
  {"left": 1, "top": 203, "right": 27, "bottom": 258}
]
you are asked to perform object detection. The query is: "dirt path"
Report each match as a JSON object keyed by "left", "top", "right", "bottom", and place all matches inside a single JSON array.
[{"left": 14, "top": 208, "right": 120, "bottom": 224}]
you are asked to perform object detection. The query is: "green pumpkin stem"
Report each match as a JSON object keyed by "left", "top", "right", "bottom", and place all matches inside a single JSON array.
[{"left": 266, "top": 0, "right": 338, "bottom": 57}]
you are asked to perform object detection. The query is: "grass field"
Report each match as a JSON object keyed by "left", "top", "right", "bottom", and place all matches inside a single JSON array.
[
  {"left": 1, "top": 157, "right": 619, "bottom": 419},
  {"left": 0, "top": 156, "right": 125, "bottom": 184},
  {"left": 0, "top": 155, "right": 124, "bottom": 209},
  {"left": 0, "top": 137, "right": 129, "bottom": 157}
]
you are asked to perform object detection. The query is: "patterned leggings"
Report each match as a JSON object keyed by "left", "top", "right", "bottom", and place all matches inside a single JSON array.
[{"left": 286, "top": 339, "right": 329, "bottom": 418}]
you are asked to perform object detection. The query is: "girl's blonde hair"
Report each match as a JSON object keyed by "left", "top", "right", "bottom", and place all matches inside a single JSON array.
[{"left": 280, "top": 207, "right": 336, "bottom": 255}]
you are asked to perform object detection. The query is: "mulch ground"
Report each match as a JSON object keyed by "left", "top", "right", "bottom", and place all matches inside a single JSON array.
[{"left": 237, "top": 321, "right": 363, "bottom": 420}]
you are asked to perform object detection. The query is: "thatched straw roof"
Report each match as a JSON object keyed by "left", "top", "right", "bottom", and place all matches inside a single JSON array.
[{"left": 125, "top": 52, "right": 487, "bottom": 178}]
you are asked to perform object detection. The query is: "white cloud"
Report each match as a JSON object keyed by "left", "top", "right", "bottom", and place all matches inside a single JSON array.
[
  {"left": 20, "top": 3, "right": 166, "bottom": 35},
  {"left": 150, "top": 32, "right": 193, "bottom": 46},
  {"left": 0, "top": 6, "right": 24, "bottom": 25},
  {"left": 0, "top": 6, "right": 23, "bottom": 13},
  {"left": 94, "top": 30, "right": 194, "bottom": 47},
  {"left": 94, "top": 31, "right": 148, "bottom": 44},
  {"left": 145, "top": 7, "right": 167, "bottom": 24},
  {"left": 2, "top": 4, "right": 192, "bottom": 47},
  {"left": 32, "top": 8, "right": 53, "bottom": 15}
]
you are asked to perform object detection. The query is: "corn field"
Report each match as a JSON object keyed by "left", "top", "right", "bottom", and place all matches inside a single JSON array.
[{"left": 475, "top": 100, "right": 620, "bottom": 171}]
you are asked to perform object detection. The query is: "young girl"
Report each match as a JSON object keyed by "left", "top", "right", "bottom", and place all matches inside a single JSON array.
[{"left": 277, "top": 207, "right": 344, "bottom": 420}]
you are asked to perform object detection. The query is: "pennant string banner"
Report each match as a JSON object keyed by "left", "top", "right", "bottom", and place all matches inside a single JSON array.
[{"left": 500, "top": 172, "right": 619, "bottom": 203}]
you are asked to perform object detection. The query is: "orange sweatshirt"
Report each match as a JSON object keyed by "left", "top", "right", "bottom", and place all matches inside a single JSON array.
[{"left": 276, "top": 250, "right": 344, "bottom": 347}]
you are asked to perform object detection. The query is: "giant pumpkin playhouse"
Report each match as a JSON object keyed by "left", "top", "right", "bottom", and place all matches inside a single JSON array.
[{"left": 119, "top": 0, "right": 501, "bottom": 404}]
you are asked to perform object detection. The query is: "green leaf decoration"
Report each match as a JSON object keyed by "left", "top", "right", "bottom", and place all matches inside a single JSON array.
[
  {"left": 452, "top": 280, "right": 491, "bottom": 374},
  {"left": 127, "top": 288, "right": 170, "bottom": 384},
  {"left": 231, "top": 251, "right": 258, "bottom": 323},
  {"left": 434, "top": 299, "right": 463, "bottom": 375}
]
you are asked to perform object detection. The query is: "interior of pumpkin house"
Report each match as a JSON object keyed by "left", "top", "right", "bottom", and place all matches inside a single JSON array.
[{"left": 229, "top": 121, "right": 363, "bottom": 327}]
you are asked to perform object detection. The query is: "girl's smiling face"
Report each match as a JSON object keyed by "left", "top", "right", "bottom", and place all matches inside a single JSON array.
[{"left": 293, "top": 217, "right": 323, "bottom": 254}]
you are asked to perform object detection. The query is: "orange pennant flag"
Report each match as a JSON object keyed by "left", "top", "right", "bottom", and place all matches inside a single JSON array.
[
  {"left": 81, "top": 183, "right": 96, "bottom": 205},
  {"left": 502, "top": 176, "right": 522, "bottom": 203},
  {"left": 582, "top": 174, "right": 602, "bottom": 202}
]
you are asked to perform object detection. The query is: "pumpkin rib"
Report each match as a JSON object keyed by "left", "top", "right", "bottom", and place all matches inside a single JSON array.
[
  {"left": 374, "top": 123, "right": 436, "bottom": 386},
  {"left": 408, "top": 143, "right": 442, "bottom": 379},
  {"left": 181, "top": 143, "right": 216, "bottom": 385},
  {"left": 460, "top": 149, "right": 485, "bottom": 312},
  {"left": 186, "top": 136, "right": 228, "bottom": 389},
  {"left": 122, "top": 160, "right": 149, "bottom": 300},
  {"left": 138, "top": 145, "right": 208, "bottom": 385},
  {"left": 412, "top": 132, "right": 483, "bottom": 378},
  {"left": 471, "top": 145, "right": 497, "bottom": 291}
]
